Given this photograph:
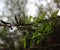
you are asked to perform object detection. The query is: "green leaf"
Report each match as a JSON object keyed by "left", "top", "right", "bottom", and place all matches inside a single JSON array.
[
  {"left": 34, "top": 12, "right": 46, "bottom": 23},
  {"left": 28, "top": 16, "right": 33, "bottom": 21},
  {"left": 39, "top": 12, "right": 46, "bottom": 20},
  {"left": 26, "top": 15, "right": 33, "bottom": 23},
  {"left": 23, "top": 37, "right": 26, "bottom": 48},
  {"left": 51, "top": 10, "right": 59, "bottom": 18}
]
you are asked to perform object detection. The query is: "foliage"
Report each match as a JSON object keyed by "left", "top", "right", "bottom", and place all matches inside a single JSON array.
[{"left": 0, "top": 10, "right": 59, "bottom": 50}]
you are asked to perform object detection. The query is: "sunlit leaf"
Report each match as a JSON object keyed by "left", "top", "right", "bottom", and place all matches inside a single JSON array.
[{"left": 23, "top": 37, "right": 26, "bottom": 48}]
